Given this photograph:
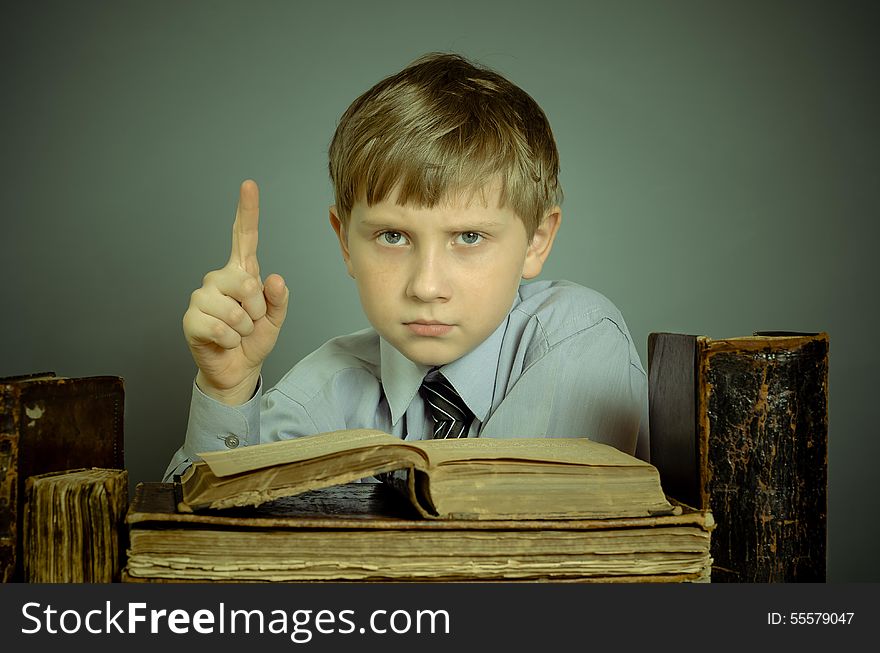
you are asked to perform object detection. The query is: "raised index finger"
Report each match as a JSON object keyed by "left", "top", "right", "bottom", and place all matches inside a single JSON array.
[{"left": 229, "top": 179, "right": 260, "bottom": 278}]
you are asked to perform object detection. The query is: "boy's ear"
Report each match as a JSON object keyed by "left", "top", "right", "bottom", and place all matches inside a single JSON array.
[
  {"left": 522, "top": 207, "right": 562, "bottom": 280},
  {"left": 329, "top": 205, "right": 355, "bottom": 279}
]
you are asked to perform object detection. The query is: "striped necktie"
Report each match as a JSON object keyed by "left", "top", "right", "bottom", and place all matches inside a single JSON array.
[{"left": 419, "top": 372, "right": 473, "bottom": 439}]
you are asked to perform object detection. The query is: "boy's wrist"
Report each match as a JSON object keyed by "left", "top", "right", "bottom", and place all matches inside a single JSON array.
[{"left": 195, "top": 370, "right": 261, "bottom": 406}]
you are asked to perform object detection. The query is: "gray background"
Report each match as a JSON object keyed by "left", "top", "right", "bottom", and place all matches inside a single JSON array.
[{"left": 2, "top": 1, "right": 876, "bottom": 581}]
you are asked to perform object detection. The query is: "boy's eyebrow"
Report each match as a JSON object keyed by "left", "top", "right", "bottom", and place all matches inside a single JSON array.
[
  {"left": 358, "top": 218, "right": 507, "bottom": 230},
  {"left": 357, "top": 219, "right": 403, "bottom": 229},
  {"left": 450, "top": 220, "right": 505, "bottom": 230}
]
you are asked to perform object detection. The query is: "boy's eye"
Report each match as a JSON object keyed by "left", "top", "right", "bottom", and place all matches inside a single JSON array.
[
  {"left": 457, "top": 232, "right": 483, "bottom": 246},
  {"left": 378, "top": 231, "right": 408, "bottom": 246}
]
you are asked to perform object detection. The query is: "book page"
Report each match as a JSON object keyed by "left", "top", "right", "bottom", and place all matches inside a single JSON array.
[
  {"left": 414, "top": 437, "right": 653, "bottom": 467},
  {"left": 198, "top": 429, "right": 407, "bottom": 477}
]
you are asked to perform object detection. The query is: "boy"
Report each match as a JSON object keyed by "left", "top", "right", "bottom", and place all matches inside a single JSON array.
[{"left": 164, "top": 52, "right": 648, "bottom": 482}]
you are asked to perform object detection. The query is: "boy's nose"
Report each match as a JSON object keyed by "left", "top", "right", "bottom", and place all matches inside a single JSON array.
[{"left": 406, "top": 248, "right": 451, "bottom": 302}]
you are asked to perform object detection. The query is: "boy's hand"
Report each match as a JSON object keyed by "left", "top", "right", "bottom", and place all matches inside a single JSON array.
[{"left": 182, "top": 180, "right": 289, "bottom": 405}]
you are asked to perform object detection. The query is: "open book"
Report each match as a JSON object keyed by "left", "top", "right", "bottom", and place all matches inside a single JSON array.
[{"left": 177, "top": 429, "right": 675, "bottom": 520}]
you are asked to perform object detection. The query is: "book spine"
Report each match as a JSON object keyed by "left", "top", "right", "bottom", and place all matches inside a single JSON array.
[
  {"left": 647, "top": 333, "right": 700, "bottom": 508},
  {"left": 698, "top": 333, "right": 829, "bottom": 582},
  {"left": 0, "top": 386, "right": 21, "bottom": 582},
  {"left": 23, "top": 469, "right": 129, "bottom": 582}
]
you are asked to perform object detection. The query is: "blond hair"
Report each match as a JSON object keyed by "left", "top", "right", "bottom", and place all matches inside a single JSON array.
[{"left": 328, "top": 52, "right": 562, "bottom": 237}]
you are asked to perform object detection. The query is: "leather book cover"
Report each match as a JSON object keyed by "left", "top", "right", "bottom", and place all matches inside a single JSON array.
[
  {"left": 0, "top": 373, "right": 125, "bottom": 581},
  {"left": 648, "top": 332, "right": 828, "bottom": 582}
]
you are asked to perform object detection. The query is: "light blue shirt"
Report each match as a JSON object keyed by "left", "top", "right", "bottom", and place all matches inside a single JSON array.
[{"left": 163, "top": 280, "right": 649, "bottom": 482}]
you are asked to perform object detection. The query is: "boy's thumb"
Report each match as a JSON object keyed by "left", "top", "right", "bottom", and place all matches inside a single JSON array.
[{"left": 263, "top": 274, "right": 289, "bottom": 326}]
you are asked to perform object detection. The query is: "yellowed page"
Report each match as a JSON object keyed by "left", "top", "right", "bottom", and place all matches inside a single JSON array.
[
  {"left": 198, "top": 429, "right": 402, "bottom": 477},
  {"left": 415, "top": 437, "right": 653, "bottom": 467}
]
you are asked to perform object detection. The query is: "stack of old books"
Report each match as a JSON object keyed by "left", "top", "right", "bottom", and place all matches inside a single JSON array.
[
  {"left": 123, "top": 430, "right": 713, "bottom": 583},
  {"left": 1, "top": 373, "right": 127, "bottom": 583}
]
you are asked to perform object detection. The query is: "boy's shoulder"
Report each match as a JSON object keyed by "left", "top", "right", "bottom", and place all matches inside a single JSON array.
[
  {"left": 273, "top": 327, "right": 382, "bottom": 401},
  {"left": 514, "top": 279, "right": 631, "bottom": 342}
]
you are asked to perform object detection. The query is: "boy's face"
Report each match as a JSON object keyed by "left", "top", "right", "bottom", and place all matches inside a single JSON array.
[{"left": 330, "top": 185, "right": 560, "bottom": 367}]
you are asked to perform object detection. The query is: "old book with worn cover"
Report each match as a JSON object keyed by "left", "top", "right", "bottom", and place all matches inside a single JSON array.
[
  {"left": 177, "top": 429, "right": 675, "bottom": 520},
  {"left": 125, "top": 482, "right": 714, "bottom": 582},
  {"left": 23, "top": 468, "right": 128, "bottom": 582},
  {"left": 0, "top": 373, "right": 125, "bottom": 582},
  {"left": 647, "top": 331, "right": 828, "bottom": 582}
]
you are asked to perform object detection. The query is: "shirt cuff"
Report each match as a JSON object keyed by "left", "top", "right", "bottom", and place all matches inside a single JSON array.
[{"left": 182, "top": 376, "right": 262, "bottom": 461}]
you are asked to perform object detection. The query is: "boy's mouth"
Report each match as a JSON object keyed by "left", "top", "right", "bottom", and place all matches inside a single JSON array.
[{"left": 404, "top": 321, "right": 454, "bottom": 337}]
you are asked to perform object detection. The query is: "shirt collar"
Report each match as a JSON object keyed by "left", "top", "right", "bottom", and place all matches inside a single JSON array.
[
  {"left": 380, "top": 338, "right": 431, "bottom": 426},
  {"left": 379, "top": 290, "right": 523, "bottom": 427}
]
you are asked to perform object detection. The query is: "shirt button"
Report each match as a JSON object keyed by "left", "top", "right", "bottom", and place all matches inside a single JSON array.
[{"left": 223, "top": 435, "right": 240, "bottom": 449}]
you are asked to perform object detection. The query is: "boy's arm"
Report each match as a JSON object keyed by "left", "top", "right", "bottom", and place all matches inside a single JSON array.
[
  {"left": 547, "top": 316, "right": 647, "bottom": 456},
  {"left": 162, "top": 376, "right": 264, "bottom": 482},
  {"left": 482, "top": 316, "right": 647, "bottom": 456},
  {"left": 162, "top": 374, "right": 328, "bottom": 482},
  {"left": 165, "top": 180, "right": 291, "bottom": 480}
]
